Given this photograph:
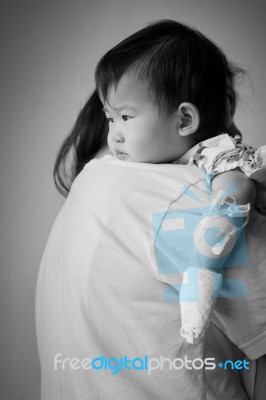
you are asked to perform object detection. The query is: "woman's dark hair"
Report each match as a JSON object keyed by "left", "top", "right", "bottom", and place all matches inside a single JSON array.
[
  {"left": 54, "top": 90, "right": 108, "bottom": 196},
  {"left": 54, "top": 19, "right": 244, "bottom": 196}
]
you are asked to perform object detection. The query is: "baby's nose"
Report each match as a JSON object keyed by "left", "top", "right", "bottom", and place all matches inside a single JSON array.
[{"left": 112, "top": 133, "right": 125, "bottom": 143}]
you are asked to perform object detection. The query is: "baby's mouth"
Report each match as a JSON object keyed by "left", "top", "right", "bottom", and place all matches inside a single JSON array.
[
  {"left": 115, "top": 150, "right": 128, "bottom": 160},
  {"left": 116, "top": 152, "right": 128, "bottom": 160}
]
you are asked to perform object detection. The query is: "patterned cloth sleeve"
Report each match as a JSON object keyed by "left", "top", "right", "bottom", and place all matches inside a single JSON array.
[{"left": 189, "top": 133, "right": 266, "bottom": 213}]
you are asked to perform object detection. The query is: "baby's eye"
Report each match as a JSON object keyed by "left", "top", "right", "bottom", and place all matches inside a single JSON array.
[
  {"left": 122, "top": 115, "right": 130, "bottom": 121},
  {"left": 107, "top": 117, "right": 114, "bottom": 123}
]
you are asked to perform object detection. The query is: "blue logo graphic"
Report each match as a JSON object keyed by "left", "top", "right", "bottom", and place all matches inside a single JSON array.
[{"left": 153, "top": 182, "right": 249, "bottom": 301}]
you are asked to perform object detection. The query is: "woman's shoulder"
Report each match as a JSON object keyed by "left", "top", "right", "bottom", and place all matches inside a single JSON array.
[{"left": 83, "top": 153, "right": 114, "bottom": 170}]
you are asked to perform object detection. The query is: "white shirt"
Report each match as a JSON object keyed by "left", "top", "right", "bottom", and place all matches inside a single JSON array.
[{"left": 36, "top": 155, "right": 266, "bottom": 399}]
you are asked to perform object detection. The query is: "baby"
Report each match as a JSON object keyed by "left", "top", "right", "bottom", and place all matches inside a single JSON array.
[{"left": 95, "top": 21, "right": 266, "bottom": 344}]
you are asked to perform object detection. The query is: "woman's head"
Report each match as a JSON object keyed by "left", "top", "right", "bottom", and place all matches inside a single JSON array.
[{"left": 95, "top": 20, "right": 234, "bottom": 143}]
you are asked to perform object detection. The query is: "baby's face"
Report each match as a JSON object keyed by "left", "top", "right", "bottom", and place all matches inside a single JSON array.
[{"left": 102, "top": 73, "right": 192, "bottom": 163}]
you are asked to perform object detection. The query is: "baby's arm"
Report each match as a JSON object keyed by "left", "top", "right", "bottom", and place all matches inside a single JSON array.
[
  {"left": 211, "top": 169, "right": 256, "bottom": 205},
  {"left": 179, "top": 169, "right": 256, "bottom": 345},
  {"left": 180, "top": 169, "right": 256, "bottom": 344}
]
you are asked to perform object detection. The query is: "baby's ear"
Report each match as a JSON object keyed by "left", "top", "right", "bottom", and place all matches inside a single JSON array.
[{"left": 177, "top": 102, "right": 200, "bottom": 136}]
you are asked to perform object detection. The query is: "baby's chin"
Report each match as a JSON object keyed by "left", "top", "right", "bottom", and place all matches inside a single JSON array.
[
  {"left": 111, "top": 149, "right": 160, "bottom": 163},
  {"left": 112, "top": 149, "right": 135, "bottom": 162},
  {"left": 115, "top": 151, "right": 129, "bottom": 161}
]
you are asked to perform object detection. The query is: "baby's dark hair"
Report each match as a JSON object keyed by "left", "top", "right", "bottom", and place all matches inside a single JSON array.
[
  {"left": 96, "top": 20, "right": 241, "bottom": 142},
  {"left": 54, "top": 20, "right": 244, "bottom": 196}
]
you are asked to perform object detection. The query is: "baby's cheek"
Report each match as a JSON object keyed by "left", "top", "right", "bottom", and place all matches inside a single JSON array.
[{"left": 130, "top": 129, "right": 149, "bottom": 147}]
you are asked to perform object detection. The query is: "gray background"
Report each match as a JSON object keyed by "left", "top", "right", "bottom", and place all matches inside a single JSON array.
[{"left": 1, "top": 0, "right": 265, "bottom": 399}]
